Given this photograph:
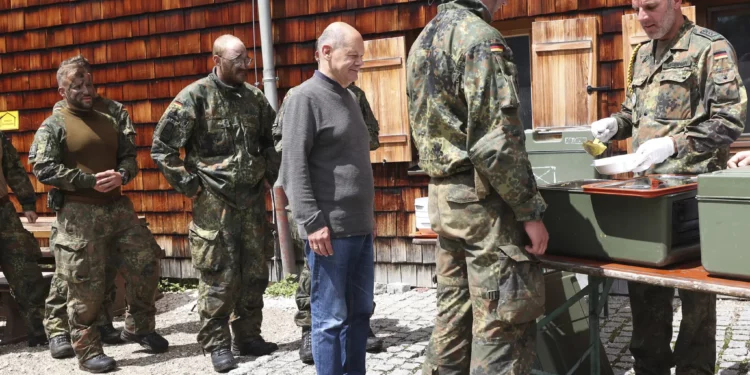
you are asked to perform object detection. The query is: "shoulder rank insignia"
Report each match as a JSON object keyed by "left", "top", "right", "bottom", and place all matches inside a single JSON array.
[{"left": 696, "top": 28, "right": 721, "bottom": 41}]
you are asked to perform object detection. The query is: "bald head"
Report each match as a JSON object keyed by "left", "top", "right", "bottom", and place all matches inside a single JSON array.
[
  {"left": 213, "top": 35, "right": 246, "bottom": 56},
  {"left": 316, "top": 22, "right": 362, "bottom": 55},
  {"left": 212, "top": 34, "right": 250, "bottom": 87},
  {"left": 316, "top": 22, "right": 364, "bottom": 88}
]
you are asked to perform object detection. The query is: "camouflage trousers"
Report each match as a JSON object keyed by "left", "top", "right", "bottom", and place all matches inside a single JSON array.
[
  {"left": 628, "top": 282, "right": 716, "bottom": 375},
  {"left": 52, "top": 197, "right": 160, "bottom": 362},
  {"left": 422, "top": 173, "right": 545, "bottom": 375},
  {"left": 0, "top": 200, "right": 47, "bottom": 338},
  {"left": 190, "top": 186, "right": 272, "bottom": 352},
  {"left": 44, "top": 257, "right": 118, "bottom": 339}
]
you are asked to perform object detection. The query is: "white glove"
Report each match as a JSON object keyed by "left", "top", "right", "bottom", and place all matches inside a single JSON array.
[
  {"left": 590, "top": 118, "right": 618, "bottom": 142},
  {"left": 632, "top": 137, "right": 676, "bottom": 173}
]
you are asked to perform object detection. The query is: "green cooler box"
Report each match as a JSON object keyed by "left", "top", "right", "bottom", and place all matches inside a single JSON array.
[
  {"left": 538, "top": 178, "right": 701, "bottom": 267},
  {"left": 697, "top": 166, "right": 750, "bottom": 279},
  {"left": 525, "top": 127, "right": 598, "bottom": 186}
]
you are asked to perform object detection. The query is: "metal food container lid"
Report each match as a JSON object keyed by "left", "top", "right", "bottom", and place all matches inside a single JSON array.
[{"left": 581, "top": 175, "right": 698, "bottom": 198}]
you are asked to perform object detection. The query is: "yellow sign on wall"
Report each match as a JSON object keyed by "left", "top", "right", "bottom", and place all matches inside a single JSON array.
[{"left": 0, "top": 111, "right": 19, "bottom": 131}]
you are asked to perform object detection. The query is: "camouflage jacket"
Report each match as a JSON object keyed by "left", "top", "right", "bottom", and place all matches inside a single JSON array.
[
  {"left": 30, "top": 108, "right": 138, "bottom": 191},
  {"left": 611, "top": 19, "right": 748, "bottom": 174},
  {"left": 406, "top": 0, "right": 546, "bottom": 222},
  {"left": 0, "top": 130, "right": 36, "bottom": 211},
  {"left": 151, "top": 70, "right": 278, "bottom": 208},
  {"left": 273, "top": 84, "right": 380, "bottom": 153}
]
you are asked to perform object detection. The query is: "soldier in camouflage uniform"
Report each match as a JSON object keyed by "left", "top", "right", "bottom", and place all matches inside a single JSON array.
[
  {"left": 31, "top": 59, "right": 168, "bottom": 373},
  {"left": 151, "top": 34, "right": 279, "bottom": 373},
  {"left": 591, "top": 1, "right": 747, "bottom": 373},
  {"left": 42, "top": 57, "right": 131, "bottom": 360},
  {"left": 406, "top": 1, "right": 549, "bottom": 374},
  {"left": 0, "top": 131, "right": 48, "bottom": 347},
  {"left": 272, "top": 83, "right": 383, "bottom": 364}
]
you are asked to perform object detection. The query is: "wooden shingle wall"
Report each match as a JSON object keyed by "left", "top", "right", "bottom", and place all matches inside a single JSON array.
[{"left": 1, "top": 0, "right": 671, "bottom": 285}]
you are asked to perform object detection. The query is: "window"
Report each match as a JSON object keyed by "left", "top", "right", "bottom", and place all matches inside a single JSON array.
[
  {"left": 709, "top": 5, "right": 750, "bottom": 133},
  {"left": 506, "top": 35, "right": 533, "bottom": 130}
]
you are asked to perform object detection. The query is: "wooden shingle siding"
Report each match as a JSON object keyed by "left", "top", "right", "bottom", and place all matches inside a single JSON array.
[{"left": 1, "top": 0, "right": 686, "bottom": 286}]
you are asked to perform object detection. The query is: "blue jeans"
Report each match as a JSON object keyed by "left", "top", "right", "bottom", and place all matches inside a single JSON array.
[{"left": 305, "top": 234, "right": 374, "bottom": 375}]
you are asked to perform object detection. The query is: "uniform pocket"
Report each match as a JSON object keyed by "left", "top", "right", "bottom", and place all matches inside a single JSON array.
[
  {"left": 52, "top": 228, "right": 91, "bottom": 283},
  {"left": 630, "top": 74, "right": 648, "bottom": 124},
  {"left": 188, "top": 221, "right": 224, "bottom": 272},
  {"left": 656, "top": 68, "right": 693, "bottom": 119},
  {"left": 198, "top": 117, "right": 233, "bottom": 156},
  {"left": 444, "top": 183, "right": 481, "bottom": 204},
  {"left": 713, "top": 69, "right": 740, "bottom": 102},
  {"left": 493, "top": 244, "right": 545, "bottom": 324}
]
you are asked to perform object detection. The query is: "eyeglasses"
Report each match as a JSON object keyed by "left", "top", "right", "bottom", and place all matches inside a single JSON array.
[{"left": 217, "top": 54, "right": 253, "bottom": 67}]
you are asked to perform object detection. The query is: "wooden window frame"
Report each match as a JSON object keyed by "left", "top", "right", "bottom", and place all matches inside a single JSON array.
[{"left": 707, "top": 4, "right": 750, "bottom": 147}]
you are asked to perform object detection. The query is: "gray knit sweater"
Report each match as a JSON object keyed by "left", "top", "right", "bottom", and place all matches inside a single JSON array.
[{"left": 279, "top": 71, "right": 374, "bottom": 239}]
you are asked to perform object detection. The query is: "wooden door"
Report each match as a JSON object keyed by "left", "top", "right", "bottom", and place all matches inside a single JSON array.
[
  {"left": 530, "top": 18, "right": 599, "bottom": 128},
  {"left": 357, "top": 36, "right": 412, "bottom": 163}
]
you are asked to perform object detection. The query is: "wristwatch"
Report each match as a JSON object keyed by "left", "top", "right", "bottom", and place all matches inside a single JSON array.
[{"left": 119, "top": 170, "right": 128, "bottom": 185}]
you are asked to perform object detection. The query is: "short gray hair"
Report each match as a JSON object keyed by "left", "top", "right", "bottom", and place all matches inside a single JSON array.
[
  {"left": 316, "top": 27, "right": 345, "bottom": 53},
  {"left": 57, "top": 55, "right": 91, "bottom": 87}
]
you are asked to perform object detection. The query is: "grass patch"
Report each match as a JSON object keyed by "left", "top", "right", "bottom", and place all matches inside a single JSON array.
[
  {"left": 716, "top": 326, "right": 733, "bottom": 374},
  {"left": 264, "top": 274, "right": 299, "bottom": 298},
  {"left": 158, "top": 278, "right": 199, "bottom": 293}
]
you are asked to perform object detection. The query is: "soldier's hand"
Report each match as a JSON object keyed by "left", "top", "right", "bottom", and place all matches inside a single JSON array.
[
  {"left": 308, "top": 227, "right": 333, "bottom": 257},
  {"left": 632, "top": 137, "right": 675, "bottom": 173},
  {"left": 94, "top": 170, "right": 123, "bottom": 192},
  {"left": 590, "top": 118, "right": 618, "bottom": 142},
  {"left": 523, "top": 220, "right": 548, "bottom": 255},
  {"left": 23, "top": 211, "right": 38, "bottom": 224},
  {"left": 728, "top": 151, "right": 750, "bottom": 168}
]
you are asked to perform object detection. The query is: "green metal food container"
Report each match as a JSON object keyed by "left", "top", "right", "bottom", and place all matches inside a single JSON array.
[
  {"left": 525, "top": 127, "right": 598, "bottom": 186},
  {"left": 697, "top": 166, "right": 750, "bottom": 280},
  {"left": 538, "top": 179, "right": 700, "bottom": 267}
]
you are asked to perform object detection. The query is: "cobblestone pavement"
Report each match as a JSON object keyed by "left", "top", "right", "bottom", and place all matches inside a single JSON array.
[
  {"left": 1, "top": 285, "right": 748, "bottom": 374},
  {"left": 237, "top": 289, "right": 750, "bottom": 375}
]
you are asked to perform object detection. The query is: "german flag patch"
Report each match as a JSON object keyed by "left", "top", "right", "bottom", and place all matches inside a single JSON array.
[
  {"left": 714, "top": 50, "right": 728, "bottom": 61},
  {"left": 490, "top": 43, "right": 505, "bottom": 53},
  {"left": 172, "top": 101, "right": 184, "bottom": 109}
]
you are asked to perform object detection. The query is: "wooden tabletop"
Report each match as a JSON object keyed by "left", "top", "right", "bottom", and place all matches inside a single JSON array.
[
  {"left": 19, "top": 216, "right": 56, "bottom": 239},
  {"left": 20, "top": 216, "right": 146, "bottom": 239},
  {"left": 538, "top": 254, "right": 750, "bottom": 299}
]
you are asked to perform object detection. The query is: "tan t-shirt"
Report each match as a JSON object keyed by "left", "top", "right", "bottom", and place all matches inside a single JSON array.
[{"left": 60, "top": 107, "right": 120, "bottom": 202}]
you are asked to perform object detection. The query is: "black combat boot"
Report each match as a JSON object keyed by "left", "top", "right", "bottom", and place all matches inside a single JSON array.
[
  {"left": 211, "top": 347, "right": 238, "bottom": 373},
  {"left": 232, "top": 336, "right": 279, "bottom": 356},
  {"left": 121, "top": 330, "right": 169, "bottom": 353},
  {"left": 366, "top": 327, "right": 383, "bottom": 353},
  {"left": 298, "top": 328, "right": 313, "bottom": 364},
  {"left": 99, "top": 323, "right": 124, "bottom": 345},
  {"left": 79, "top": 354, "right": 117, "bottom": 373},
  {"left": 49, "top": 334, "right": 75, "bottom": 359}
]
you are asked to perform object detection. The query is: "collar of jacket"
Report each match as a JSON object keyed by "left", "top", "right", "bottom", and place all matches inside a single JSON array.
[
  {"left": 209, "top": 67, "right": 244, "bottom": 93},
  {"left": 438, "top": 0, "right": 493, "bottom": 23},
  {"left": 648, "top": 16, "right": 694, "bottom": 59}
]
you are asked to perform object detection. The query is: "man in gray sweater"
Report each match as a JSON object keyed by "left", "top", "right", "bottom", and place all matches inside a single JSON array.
[{"left": 278, "top": 22, "right": 374, "bottom": 375}]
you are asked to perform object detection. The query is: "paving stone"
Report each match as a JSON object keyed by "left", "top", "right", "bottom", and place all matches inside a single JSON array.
[{"left": 403, "top": 362, "right": 421, "bottom": 370}]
